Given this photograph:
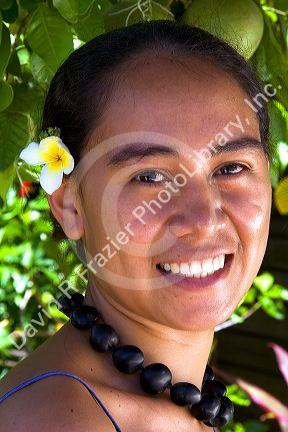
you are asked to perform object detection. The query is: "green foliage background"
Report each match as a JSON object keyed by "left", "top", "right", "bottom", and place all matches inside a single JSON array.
[{"left": 0, "top": 0, "right": 288, "bottom": 430}]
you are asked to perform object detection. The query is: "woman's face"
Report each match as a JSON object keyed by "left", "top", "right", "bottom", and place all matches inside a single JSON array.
[{"left": 70, "top": 55, "right": 272, "bottom": 331}]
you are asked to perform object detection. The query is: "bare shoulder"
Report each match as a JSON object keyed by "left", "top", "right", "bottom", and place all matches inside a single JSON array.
[
  {"left": 0, "top": 322, "right": 122, "bottom": 431},
  {"left": 0, "top": 371, "right": 117, "bottom": 432}
]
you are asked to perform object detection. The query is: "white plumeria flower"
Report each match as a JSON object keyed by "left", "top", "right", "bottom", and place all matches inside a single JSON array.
[{"left": 19, "top": 136, "right": 74, "bottom": 195}]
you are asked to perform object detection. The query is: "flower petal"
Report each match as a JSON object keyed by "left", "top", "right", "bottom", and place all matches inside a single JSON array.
[
  {"left": 57, "top": 138, "right": 69, "bottom": 151},
  {"left": 19, "top": 142, "right": 45, "bottom": 165},
  {"left": 57, "top": 139, "right": 74, "bottom": 174},
  {"left": 63, "top": 153, "right": 74, "bottom": 174},
  {"left": 235, "top": 376, "right": 288, "bottom": 430},
  {"left": 214, "top": 367, "right": 288, "bottom": 432},
  {"left": 39, "top": 164, "right": 63, "bottom": 195},
  {"left": 39, "top": 136, "right": 61, "bottom": 163},
  {"left": 268, "top": 343, "right": 288, "bottom": 387}
]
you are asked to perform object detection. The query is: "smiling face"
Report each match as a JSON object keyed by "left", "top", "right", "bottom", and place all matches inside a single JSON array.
[{"left": 67, "top": 53, "right": 272, "bottom": 331}]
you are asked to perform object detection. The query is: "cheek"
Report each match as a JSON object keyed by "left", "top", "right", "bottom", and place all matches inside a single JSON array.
[
  {"left": 225, "top": 181, "right": 271, "bottom": 247},
  {"left": 117, "top": 189, "right": 169, "bottom": 244},
  {"left": 223, "top": 182, "right": 271, "bottom": 289}
]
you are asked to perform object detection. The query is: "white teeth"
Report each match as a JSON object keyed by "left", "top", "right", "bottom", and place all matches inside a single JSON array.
[
  {"left": 158, "top": 254, "right": 227, "bottom": 278},
  {"left": 212, "top": 256, "right": 220, "bottom": 271},
  {"left": 179, "top": 263, "right": 190, "bottom": 275},
  {"left": 170, "top": 263, "right": 180, "bottom": 274},
  {"left": 218, "top": 255, "right": 225, "bottom": 269},
  {"left": 202, "top": 258, "right": 214, "bottom": 275},
  {"left": 190, "top": 261, "right": 202, "bottom": 277}
]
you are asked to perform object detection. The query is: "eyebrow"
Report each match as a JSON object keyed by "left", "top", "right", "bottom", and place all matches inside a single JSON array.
[
  {"left": 106, "top": 144, "right": 179, "bottom": 167},
  {"left": 106, "top": 136, "right": 264, "bottom": 168}
]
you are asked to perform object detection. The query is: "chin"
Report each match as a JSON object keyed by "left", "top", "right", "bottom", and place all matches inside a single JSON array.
[{"left": 161, "top": 297, "right": 241, "bottom": 332}]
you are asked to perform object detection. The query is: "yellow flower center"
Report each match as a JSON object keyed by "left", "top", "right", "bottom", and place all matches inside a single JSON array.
[{"left": 39, "top": 138, "right": 72, "bottom": 172}]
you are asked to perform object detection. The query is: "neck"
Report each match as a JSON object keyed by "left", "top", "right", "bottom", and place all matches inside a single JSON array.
[{"left": 84, "top": 280, "right": 214, "bottom": 392}]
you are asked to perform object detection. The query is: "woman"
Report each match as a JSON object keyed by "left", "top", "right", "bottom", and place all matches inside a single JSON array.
[{"left": 0, "top": 20, "right": 272, "bottom": 431}]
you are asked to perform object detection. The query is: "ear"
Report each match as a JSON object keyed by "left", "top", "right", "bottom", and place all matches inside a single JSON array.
[{"left": 47, "top": 180, "right": 84, "bottom": 240}]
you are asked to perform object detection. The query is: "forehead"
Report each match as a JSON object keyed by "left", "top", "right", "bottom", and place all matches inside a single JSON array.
[{"left": 92, "top": 54, "right": 260, "bottom": 150}]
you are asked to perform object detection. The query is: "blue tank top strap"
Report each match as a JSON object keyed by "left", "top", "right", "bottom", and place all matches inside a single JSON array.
[
  {"left": 0, "top": 370, "right": 123, "bottom": 432},
  {"left": 0, "top": 369, "right": 218, "bottom": 431}
]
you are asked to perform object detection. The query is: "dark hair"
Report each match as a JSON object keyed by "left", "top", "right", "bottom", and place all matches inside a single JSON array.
[
  {"left": 42, "top": 20, "right": 272, "bottom": 161},
  {"left": 42, "top": 20, "right": 271, "bottom": 241}
]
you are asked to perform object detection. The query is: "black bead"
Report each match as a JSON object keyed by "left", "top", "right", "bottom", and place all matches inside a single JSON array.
[
  {"left": 202, "top": 379, "right": 227, "bottom": 397},
  {"left": 70, "top": 292, "right": 85, "bottom": 307},
  {"left": 140, "top": 363, "right": 172, "bottom": 395},
  {"left": 170, "top": 382, "right": 201, "bottom": 406},
  {"left": 190, "top": 393, "right": 221, "bottom": 422},
  {"left": 90, "top": 323, "right": 119, "bottom": 352},
  {"left": 112, "top": 345, "right": 144, "bottom": 374},
  {"left": 57, "top": 292, "right": 84, "bottom": 316},
  {"left": 70, "top": 304, "right": 99, "bottom": 329},
  {"left": 57, "top": 294, "right": 71, "bottom": 315},
  {"left": 203, "top": 396, "right": 234, "bottom": 427},
  {"left": 202, "top": 365, "right": 215, "bottom": 384}
]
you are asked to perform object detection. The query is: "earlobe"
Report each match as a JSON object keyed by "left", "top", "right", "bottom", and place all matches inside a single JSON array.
[{"left": 47, "top": 181, "right": 84, "bottom": 240}]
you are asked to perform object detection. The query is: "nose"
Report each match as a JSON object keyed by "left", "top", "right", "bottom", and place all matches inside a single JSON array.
[{"left": 168, "top": 179, "right": 226, "bottom": 239}]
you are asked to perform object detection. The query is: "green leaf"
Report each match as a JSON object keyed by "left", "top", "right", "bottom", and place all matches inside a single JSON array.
[
  {"left": 250, "top": 43, "right": 272, "bottom": 82},
  {"left": 9, "top": 82, "right": 44, "bottom": 118},
  {"left": 16, "top": 45, "right": 30, "bottom": 66},
  {"left": 0, "top": 163, "right": 16, "bottom": 201},
  {"left": 52, "top": 0, "right": 78, "bottom": 24},
  {"left": 30, "top": 51, "right": 54, "bottom": 83},
  {"left": 103, "top": 0, "right": 173, "bottom": 32},
  {"left": 2, "top": 0, "right": 19, "bottom": 23},
  {"left": 268, "top": 284, "right": 288, "bottom": 301},
  {"left": 253, "top": 272, "right": 274, "bottom": 292},
  {"left": 0, "top": 111, "right": 29, "bottom": 171},
  {"left": 17, "top": 163, "right": 40, "bottom": 182},
  {"left": 269, "top": 151, "right": 281, "bottom": 187},
  {"left": 10, "top": 82, "right": 37, "bottom": 114},
  {"left": 268, "top": 100, "right": 288, "bottom": 148},
  {"left": 260, "top": 297, "right": 286, "bottom": 320},
  {"left": 0, "top": 13, "right": 2, "bottom": 45},
  {"left": 26, "top": 3, "right": 74, "bottom": 74},
  {"left": 0, "top": 81, "right": 14, "bottom": 112},
  {"left": 242, "top": 420, "right": 269, "bottom": 432},
  {"left": 0, "top": 219, "right": 24, "bottom": 242},
  {"left": 0, "top": 23, "right": 11, "bottom": 80},
  {"left": 274, "top": 0, "right": 288, "bottom": 12},
  {"left": 19, "top": 0, "right": 42, "bottom": 13},
  {"left": 241, "top": 287, "right": 257, "bottom": 304},
  {"left": 0, "top": 327, "right": 14, "bottom": 350},
  {"left": 226, "top": 384, "right": 251, "bottom": 407},
  {"left": 73, "top": 0, "right": 108, "bottom": 41},
  {"left": 259, "top": 14, "right": 288, "bottom": 108},
  {"left": 7, "top": 83, "right": 44, "bottom": 143},
  {"left": 0, "top": 0, "right": 13, "bottom": 10},
  {"left": 78, "top": 0, "right": 96, "bottom": 16},
  {"left": 53, "top": 0, "right": 95, "bottom": 24},
  {"left": 6, "top": 48, "right": 22, "bottom": 77}
]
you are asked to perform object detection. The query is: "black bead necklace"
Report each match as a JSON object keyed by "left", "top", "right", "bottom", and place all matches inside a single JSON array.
[{"left": 57, "top": 292, "right": 234, "bottom": 429}]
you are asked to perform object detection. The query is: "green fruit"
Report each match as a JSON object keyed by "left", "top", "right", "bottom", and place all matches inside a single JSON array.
[
  {"left": 104, "top": 0, "right": 175, "bottom": 32},
  {"left": 180, "top": 0, "right": 264, "bottom": 60}
]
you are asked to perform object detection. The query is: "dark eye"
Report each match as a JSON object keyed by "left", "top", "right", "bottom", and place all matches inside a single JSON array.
[
  {"left": 131, "top": 170, "right": 165, "bottom": 186},
  {"left": 215, "top": 163, "right": 248, "bottom": 176}
]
